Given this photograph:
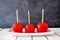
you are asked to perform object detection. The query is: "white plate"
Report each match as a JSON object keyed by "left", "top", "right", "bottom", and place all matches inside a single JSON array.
[
  {"left": 9, "top": 28, "right": 54, "bottom": 36},
  {"left": 9, "top": 32, "right": 54, "bottom": 36},
  {"left": 0, "top": 28, "right": 54, "bottom": 36}
]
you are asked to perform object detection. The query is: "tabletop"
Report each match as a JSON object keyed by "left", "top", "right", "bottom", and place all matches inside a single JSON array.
[{"left": 0, "top": 28, "right": 60, "bottom": 40}]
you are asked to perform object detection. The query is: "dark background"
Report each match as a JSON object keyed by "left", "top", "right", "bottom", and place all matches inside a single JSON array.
[{"left": 0, "top": 0, "right": 60, "bottom": 28}]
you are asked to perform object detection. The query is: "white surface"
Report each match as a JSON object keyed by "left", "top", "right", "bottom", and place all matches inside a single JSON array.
[
  {"left": 2, "top": 34, "right": 16, "bottom": 40},
  {"left": 0, "top": 28, "right": 10, "bottom": 32},
  {"left": 49, "top": 28, "right": 60, "bottom": 32},
  {"left": 33, "top": 36, "right": 47, "bottom": 40},
  {"left": 47, "top": 34, "right": 60, "bottom": 40},
  {"left": 0, "top": 28, "right": 60, "bottom": 40},
  {"left": 17, "top": 36, "right": 31, "bottom": 40},
  {"left": 0, "top": 28, "right": 2, "bottom": 30}
]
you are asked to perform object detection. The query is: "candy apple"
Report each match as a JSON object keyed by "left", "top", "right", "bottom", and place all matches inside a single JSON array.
[
  {"left": 12, "top": 22, "right": 23, "bottom": 32},
  {"left": 25, "top": 24, "right": 35, "bottom": 33},
  {"left": 37, "top": 22, "right": 48, "bottom": 32}
]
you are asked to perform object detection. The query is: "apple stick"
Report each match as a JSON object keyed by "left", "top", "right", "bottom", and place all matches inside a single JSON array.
[
  {"left": 28, "top": 10, "right": 30, "bottom": 24},
  {"left": 42, "top": 9, "right": 44, "bottom": 23},
  {"left": 16, "top": 9, "right": 19, "bottom": 23}
]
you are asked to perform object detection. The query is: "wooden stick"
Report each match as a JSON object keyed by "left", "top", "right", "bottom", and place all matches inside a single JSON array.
[
  {"left": 28, "top": 10, "right": 30, "bottom": 24},
  {"left": 42, "top": 9, "right": 44, "bottom": 23},
  {"left": 16, "top": 9, "right": 19, "bottom": 23}
]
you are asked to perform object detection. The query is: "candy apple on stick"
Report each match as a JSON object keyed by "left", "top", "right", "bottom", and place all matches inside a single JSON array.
[
  {"left": 11, "top": 9, "right": 23, "bottom": 32},
  {"left": 25, "top": 10, "right": 35, "bottom": 33},
  {"left": 37, "top": 9, "right": 48, "bottom": 32}
]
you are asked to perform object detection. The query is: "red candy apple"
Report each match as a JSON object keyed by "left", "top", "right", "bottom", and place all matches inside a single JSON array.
[
  {"left": 25, "top": 24, "right": 35, "bottom": 33},
  {"left": 12, "top": 22, "right": 23, "bottom": 32},
  {"left": 25, "top": 10, "right": 35, "bottom": 33},
  {"left": 37, "top": 22, "right": 48, "bottom": 32},
  {"left": 37, "top": 9, "right": 48, "bottom": 32},
  {"left": 11, "top": 9, "right": 23, "bottom": 32}
]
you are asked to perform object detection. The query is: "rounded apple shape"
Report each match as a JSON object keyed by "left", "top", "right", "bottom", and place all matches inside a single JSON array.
[
  {"left": 37, "top": 22, "right": 48, "bottom": 32},
  {"left": 25, "top": 24, "right": 35, "bottom": 33},
  {"left": 12, "top": 22, "right": 23, "bottom": 32}
]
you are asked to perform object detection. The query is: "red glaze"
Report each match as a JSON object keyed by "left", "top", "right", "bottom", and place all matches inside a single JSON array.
[
  {"left": 12, "top": 22, "right": 23, "bottom": 32},
  {"left": 37, "top": 22, "right": 48, "bottom": 32},
  {"left": 25, "top": 24, "right": 35, "bottom": 33}
]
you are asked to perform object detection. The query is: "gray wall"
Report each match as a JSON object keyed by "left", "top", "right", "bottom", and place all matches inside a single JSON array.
[{"left": 0, "top": 0, "right": 60, "bottom": 28}]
